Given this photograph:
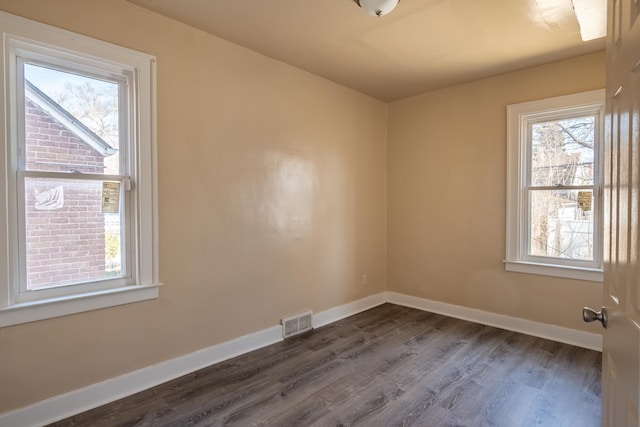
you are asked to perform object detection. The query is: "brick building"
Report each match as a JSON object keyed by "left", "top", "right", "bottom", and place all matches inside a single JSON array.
[{"left": 23, "top": 81, "right": 116, "bottom": 289}]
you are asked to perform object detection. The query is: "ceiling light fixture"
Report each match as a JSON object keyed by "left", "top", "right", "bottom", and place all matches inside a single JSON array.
[
  {"left": 358, "top": 0, "right": 400, "bottom": 17},
  {"left": 571, "top": 0, "right": 607, "bottom": 41}
]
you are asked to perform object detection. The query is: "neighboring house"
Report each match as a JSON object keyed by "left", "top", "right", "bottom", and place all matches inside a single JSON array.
[{"left": 23, "top": 81, "right": 116, "bottom": 289}]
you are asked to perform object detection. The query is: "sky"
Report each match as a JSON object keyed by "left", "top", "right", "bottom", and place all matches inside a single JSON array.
[
  {"left": 24, "top": 63, "right": 117, "bottom": 100},
  {"left": 23, "top": 62, "right": 120, "bottom": 153}
]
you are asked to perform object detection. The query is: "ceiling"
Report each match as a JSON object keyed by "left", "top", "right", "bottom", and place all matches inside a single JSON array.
[{"left": 128, "top": 0, "right": 606, "bottom": 102}]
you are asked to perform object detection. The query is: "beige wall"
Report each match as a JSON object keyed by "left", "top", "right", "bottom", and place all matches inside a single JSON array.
[
  {"left": 0, "top": 1, "right": 607, "bottom": 417},
  {"left": 0, "top": 1, "right": 387, "bottom": 413},
  {"left": 387, "top": 51, "right": 605, "bottom": 333}
]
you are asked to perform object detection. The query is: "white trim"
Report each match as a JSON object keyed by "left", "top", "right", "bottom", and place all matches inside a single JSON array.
[
  {"left": 385, "top": 291, "right": 602, "bottom": 351},
  {"left": 0, "top": 283, "right": 161, "bottom": 328},
  {"left": 0, "top": 294, "right": 387, "bottom": 426},
  {"left": 505, "top": 260, "right": 603, "bottom": 282},
  {"left": 505, "top": 89, "right": 605, "bottom": 278},
  {"left": 0, "top": 323, "right": 283, "bottom": 427},
  {"left": 0, "top": 291, "right": 601, "bottom": 425},
  {"left": 0, "top": 10, "right": 159, "bottom": 324},
  {"left": 312, "top": 292, "right": 386, "bottom": 328}
]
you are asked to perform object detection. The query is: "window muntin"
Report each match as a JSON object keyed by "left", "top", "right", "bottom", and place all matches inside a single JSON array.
[{"left": 505, "top": 90, "right": 605, "bottom": 282}]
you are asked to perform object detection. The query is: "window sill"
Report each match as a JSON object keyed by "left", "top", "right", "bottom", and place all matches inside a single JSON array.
[
  {"left": 504, "top": 261, "right": 603, "bottom": 283},
  {"left": 0, "top": 284, "right": 161, "bottom": 328}
]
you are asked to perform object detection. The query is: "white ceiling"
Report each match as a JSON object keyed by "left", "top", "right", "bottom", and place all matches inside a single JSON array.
[{"left": 128, "top": 0, "right": 606, "bottom": 102}]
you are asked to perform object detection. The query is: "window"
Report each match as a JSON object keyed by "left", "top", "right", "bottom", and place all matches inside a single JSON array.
[
  {"left": 0, "top": 11, "right": 159, "bottom": 327},
  {"left": 505, "top": 90, "right": 605, "bottom": 282}
]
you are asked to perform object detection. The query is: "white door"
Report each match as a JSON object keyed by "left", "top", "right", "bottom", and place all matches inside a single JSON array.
[{"left": 600, "top": 0, "right": 640, "bottom": 425}]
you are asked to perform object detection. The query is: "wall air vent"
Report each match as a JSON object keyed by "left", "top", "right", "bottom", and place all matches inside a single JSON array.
[{"left": 281, "top": 311, "right": 313, "bottom": 338}]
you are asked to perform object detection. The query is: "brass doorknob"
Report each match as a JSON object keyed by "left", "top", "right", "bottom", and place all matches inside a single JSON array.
[{"left": 583, "top": 306, "right": 607, "bottom": 329}]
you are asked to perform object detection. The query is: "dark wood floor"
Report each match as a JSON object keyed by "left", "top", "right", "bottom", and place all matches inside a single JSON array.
[{"left": 49, "top": 304, "right": 601, "bottom": 427}]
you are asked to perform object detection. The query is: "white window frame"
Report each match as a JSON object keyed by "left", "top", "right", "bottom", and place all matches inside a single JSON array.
[
  {"left": 505, "top": 90, "right": 605, "bottom": 282},
  {"left": 0, "top": 11, "right": 160, "bottom": 327}
]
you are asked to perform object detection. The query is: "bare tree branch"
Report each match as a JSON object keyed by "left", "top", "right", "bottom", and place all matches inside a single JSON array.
[{"left": 557, "top": 122, "right": 594, "bottom": 149}]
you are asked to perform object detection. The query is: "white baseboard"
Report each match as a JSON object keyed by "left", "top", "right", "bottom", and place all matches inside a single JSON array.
[
  {"left": 312, "top": 292, "right": 386, "bottom": 328},
  {"left": 385, "top": 291, "right": 603, "bottom": 351},
  {"left": 0, "top": 325, "right": 283, "bottom": 427},
  {"left": 1, "top": 291, "right": 601, "bottom": 426},
  {"left": 0, "top": 294, "right": 387, "bottom": 427}
]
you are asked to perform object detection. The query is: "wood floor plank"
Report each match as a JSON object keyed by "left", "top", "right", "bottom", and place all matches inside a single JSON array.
[{"left": 48, "top": 304, "right": 601, "bottom": 427}]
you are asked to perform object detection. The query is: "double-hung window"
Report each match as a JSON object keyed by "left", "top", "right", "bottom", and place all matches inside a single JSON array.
[
  {"left": 0, "top": 12, "right": 159, "bottom": 327},
  {"left": 505, "top": 90, "right": 605, "bottom": 282}
]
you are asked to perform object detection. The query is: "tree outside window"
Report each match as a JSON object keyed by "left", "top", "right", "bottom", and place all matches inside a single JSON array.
[
  {"left": 529, "top": 116, "right": 596, "bottom": 261},
  {"left": 505, "top": 90, "right": 604, "bottom": 281}
]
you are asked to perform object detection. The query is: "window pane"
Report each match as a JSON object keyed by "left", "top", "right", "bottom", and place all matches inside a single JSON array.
[
  {"left": 24, "top": 176, "right": 123, "bottom": 290},
  {"left": 530, "top": 116, "right": 595, "bottom": 187},
  {"left": 529, "top": 189, "right": 594, "bottom": 261},
  {"left": 23, "top": 63, "right": 120, "bottom": 174}
]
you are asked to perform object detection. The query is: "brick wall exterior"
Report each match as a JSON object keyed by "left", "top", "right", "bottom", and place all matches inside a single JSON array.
[{"left": 24, "top": 98, "right": 107, "bottom": 289}]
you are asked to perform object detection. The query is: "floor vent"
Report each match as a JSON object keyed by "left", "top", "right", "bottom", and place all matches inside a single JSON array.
[{"left": 281, "top": 311, "right": 313, "bottom": 338}]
